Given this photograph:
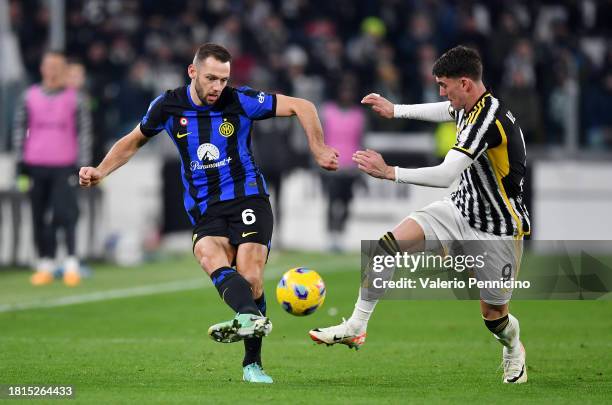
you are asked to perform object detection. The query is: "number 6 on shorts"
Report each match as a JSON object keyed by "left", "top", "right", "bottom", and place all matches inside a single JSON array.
[{"left": 242, "top": 208, "right": 256, "bottom": 225}]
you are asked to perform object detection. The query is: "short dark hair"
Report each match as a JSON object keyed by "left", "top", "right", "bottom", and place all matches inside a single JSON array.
[
  {"left": 193, "top": 43, "right": 232, "bottom": 65},
  {"left": 432, "top": 45, "right": 482, "bottom": 81}
]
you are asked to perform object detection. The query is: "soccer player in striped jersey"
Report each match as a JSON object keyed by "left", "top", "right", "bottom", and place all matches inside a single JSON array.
[
  {"left": 310, "top": 46, "right": 529, "bottom": 384},
  {"left": 79, "top": 43, "right": 339, "bottom": 383}
]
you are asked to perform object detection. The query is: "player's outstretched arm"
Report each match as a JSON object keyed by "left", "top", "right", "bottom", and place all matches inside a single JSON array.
[
  {"left": 79, "top": 125, "right": 149, "bottom": 187},
  {"left": 275, "top": 94, "right": 339, "bottom": 171},
  {"left": 353, "top": 148, "right": 472, "bottom": 188},
  {"left": 361, "top": 93, "right": 453, "bottom": 122}
]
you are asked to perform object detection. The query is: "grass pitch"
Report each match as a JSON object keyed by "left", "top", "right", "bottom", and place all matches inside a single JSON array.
[{"left": 0, "top": 251, "right": 610, "bottom": 404}]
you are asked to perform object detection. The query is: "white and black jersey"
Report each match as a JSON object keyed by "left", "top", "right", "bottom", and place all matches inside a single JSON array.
[{"left": 449, "top": 92, "right": 531, "bottom": 238}]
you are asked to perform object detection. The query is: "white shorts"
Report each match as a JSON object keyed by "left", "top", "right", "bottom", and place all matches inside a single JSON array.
[{"left": 408, "top": 198, "right": 523, "bottom": 305}]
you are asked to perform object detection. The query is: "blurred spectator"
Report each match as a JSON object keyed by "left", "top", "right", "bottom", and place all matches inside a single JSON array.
[
  {"left": 320, "top": 76, "right": 366, "bottom": 251},
  {"left": 66, "top": 59, "right": 87, "bottom": 89},
  {"left": 347, "top": 16, "right": 386, "bottom": 77},
  {"left": 583, "top": 48, "right": 612, "bottom": 148},
  {"left": 547, "top": 49, "right": 579, "bottom": 146},
  {"left": 7, "top": 0, "right": 612, "bottom": 151},
  {"left": 251, "top": 115, "right": 293, "bottom": 248},
  {"left": 284, "top": 45, "right": 324, "bottom": 163},
  {"left": 455, "top": 10, "right": 489, "bottom": 66},
  {"left": 489, "top": 11, "right": 523, "bottom": 86},
  {"left": 117, "top": 59, "right": 154, "bottom": 135},
  {"left": 500, "top": 40, "right": 543, "bottom": 144},
  {"left": 397, "top": 12, "right": 438, "bottom": 66},
  {"left": 12, "top": 51, "right": 92, "bottom": 286},
  {"left": 370, "top": 60, "right": 404, "bottom": 132}
]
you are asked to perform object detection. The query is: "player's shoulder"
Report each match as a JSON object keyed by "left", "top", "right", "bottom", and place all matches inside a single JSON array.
[
  {"left": 234, "top": 85, "right": 262, "bottom": 97},
  {"left": 491, "top": 95, "right": 520, "bottom": 127},
  {"left": 212, "top": 85, "right": 270, "bottom": 113},
  {"left": 473, "top": 92, "right": 502, "bottom": 125},
  {"left": 158, "top": 85, "right": 189, "bottom": 106},
  {"left": 481, "top": 92, "right": 498, "bottom": 110},
  {"left": 234, "top": 86, "right": 274, "bottom": 103}
]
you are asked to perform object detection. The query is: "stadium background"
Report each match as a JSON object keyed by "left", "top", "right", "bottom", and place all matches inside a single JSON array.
[{"left": 0, "top": 0, "right": 610, "bottom": 403}]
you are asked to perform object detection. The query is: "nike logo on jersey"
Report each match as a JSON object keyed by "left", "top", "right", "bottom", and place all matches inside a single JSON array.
[
  {"left": 242, "top": 231, "right": 258, "bottom": 238},
  {"left": 176, "top": 132, "right": 191, "bottom": 139}
]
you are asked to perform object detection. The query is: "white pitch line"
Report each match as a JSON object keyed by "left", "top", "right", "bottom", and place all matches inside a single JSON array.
[
  {"left": 0, "top": 278, "right": 207, "bottom": 313},
  {"left": 0, "top": 256, "right": 358, "bottom": 313}
]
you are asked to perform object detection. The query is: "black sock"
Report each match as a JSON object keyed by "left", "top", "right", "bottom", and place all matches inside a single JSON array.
[
  {"left": 379, "top": 231, "right": 400, "bottom": 255},
  {"left": 484, "top": 315, "right": 509, "bottom": 335},
  {"left": 209, "top": 267, "right": 259, "bottom": 315},
  {"left": 243, "top": 293, "right": 266, "bottom": 367}
]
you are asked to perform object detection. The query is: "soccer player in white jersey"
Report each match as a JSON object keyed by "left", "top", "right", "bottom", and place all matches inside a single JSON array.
[{"left": 310, "top": 46, "right": 530, "bottom": 384}]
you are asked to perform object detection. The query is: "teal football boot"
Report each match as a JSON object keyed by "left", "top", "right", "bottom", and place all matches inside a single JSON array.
[{"left": 243, "top": 363, "right": 273, "bottom": 384}]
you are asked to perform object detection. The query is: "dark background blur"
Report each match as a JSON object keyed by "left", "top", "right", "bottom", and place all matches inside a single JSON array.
[{"left": 4, "top": 0, "right": 611, "bottom": 158}]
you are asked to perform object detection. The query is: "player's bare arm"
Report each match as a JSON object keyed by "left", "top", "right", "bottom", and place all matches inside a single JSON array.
[
  {"left": 353, "top": 148, "right": 473, "bottom": 188},
  {"left": 275, "top": 94, "right": 339, "bottom": 171},
  {"left": 79, "top": 125, "right": 149, "bottom": 187}
]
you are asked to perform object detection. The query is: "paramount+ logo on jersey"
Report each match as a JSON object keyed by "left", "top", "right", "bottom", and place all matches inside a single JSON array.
[{"left": 191, "top": 143, "right": 232, "bottom": 171}]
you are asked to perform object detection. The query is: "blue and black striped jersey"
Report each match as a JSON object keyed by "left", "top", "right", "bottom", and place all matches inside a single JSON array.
[{"left": 139, "top": 85, "right": 277, "bottom": 225}]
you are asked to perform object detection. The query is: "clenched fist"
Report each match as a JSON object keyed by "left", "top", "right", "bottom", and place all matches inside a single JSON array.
[
  {"left": 79, "top": 167, "right": 104, "bottom": 187},
  {"left": 313, "top": 144, "right": 340, "bottom": 171}
]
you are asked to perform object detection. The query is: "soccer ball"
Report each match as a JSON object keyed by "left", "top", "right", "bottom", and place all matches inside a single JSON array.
[{"left": 276, "top": 267, "right": 326, "bottom": 316}]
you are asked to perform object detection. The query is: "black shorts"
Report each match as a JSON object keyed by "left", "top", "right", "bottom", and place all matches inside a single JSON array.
[{"left": 192, "top": 196, "right": 273, "bottom": 250}]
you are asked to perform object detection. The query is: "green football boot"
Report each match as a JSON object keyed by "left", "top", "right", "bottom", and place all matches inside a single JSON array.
[{"left": 208, "top": 313, "right": 272, "bottom": 343}]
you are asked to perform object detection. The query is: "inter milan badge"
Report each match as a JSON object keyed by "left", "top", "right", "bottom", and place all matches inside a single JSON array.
[
  {"left": 179, "top": 117, "right": 188, "bottom": 127},
  {"left": 219, "top": 119, "right": 234, "bottom": 137}
]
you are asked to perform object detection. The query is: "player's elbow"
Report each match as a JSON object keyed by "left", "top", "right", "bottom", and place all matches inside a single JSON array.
[{"left": 293, "top": 97, "right": 316, "bottom": 116}]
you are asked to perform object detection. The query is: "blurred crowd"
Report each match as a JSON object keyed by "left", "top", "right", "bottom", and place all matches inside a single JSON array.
[{"left": 8, "top": 0, "right": 612, "bottom": 157}]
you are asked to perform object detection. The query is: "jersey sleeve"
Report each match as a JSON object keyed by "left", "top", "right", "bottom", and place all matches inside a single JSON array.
[
  {"left": 236, "top": 86, "right": 276, "bottom": 120},
  {"left": 139, "top": 93, "right": 168, "bottom": 137},
  {"left": 452, "top": 97, "right": 499, "bottom": 160}
]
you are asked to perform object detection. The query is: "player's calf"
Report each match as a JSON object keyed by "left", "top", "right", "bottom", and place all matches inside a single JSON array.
[
  {"left": 209, "top": 266, "right": 260, "bottom": 315},
  {"left": 484, "top": 313, "right": 527, "bottom": 384}
]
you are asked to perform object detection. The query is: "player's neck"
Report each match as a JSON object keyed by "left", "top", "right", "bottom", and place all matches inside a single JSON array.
[
  {"left": 464, "top": 82, "right": 487, "bottom": 112},
  {"left": 189, "top": 83, "right": 204, "bottom": 106}
]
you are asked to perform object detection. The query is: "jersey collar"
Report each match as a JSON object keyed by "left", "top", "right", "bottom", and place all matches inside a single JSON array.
[{"left": 464, "top": 90, "right": 491, "bottom": 115}]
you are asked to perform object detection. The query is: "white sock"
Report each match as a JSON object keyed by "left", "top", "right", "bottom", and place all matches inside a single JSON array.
[
  {"left": 64, "top": 256, "right": 80, "bottom": 275},
  {"left": 347, "top": 289, "right": 377, "bottom": 333},
  {"left": 495, "top": 313, "right": 520, "bottom": 353},
  {"left": 36, "top": 258, "right": 54, "bottom": 274}
]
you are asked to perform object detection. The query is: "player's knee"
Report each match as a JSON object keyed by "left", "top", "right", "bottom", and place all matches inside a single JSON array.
[
  {"left": 392, "top": 218, "right": 425, "bottom": 241},
  {"left": 195, "top": 245, "right": 229, "bottom": 274},
  {"left": 480, "top": 301, "right": 508, "bottom": 320}
]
